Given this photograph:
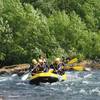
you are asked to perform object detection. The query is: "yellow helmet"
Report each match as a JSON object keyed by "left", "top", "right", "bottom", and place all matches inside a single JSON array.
[
  {"left": 32, "top": 59, "right": 37, "bottom": 65},
  {"left": 54, "top": 58, "right": 61, "bottom": 64}
]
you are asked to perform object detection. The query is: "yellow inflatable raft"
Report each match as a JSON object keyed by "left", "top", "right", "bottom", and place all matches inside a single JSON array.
[{"left": 28, "top": 70, "right": 67, "bottom": 84}]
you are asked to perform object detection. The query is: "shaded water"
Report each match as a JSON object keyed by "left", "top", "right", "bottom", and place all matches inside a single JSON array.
[{"left": 0, "top": 71, "right": 100, "bottom": 100}]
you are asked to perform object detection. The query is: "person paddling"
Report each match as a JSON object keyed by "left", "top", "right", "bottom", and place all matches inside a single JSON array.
[
  {"left": 38, "top": 59, "right": 48, "bottom": 72},
  {"left": 38, "top": 55, "right": 47, "bottom": 64},
  {"left": 29, "top": 59, "right": 39, "bottom": 75},
  {"left": 50, "top": 58, "right": 65, "bottom": 75}
]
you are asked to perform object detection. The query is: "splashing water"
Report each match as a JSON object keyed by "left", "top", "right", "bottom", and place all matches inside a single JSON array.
[{"left": 0, "top": 71, "right": 100, "bottom": 100}]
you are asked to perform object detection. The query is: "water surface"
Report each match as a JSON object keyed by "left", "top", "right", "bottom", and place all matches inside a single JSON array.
[{"left": 0, "top": 71, "right": 100, "bottom": 100}]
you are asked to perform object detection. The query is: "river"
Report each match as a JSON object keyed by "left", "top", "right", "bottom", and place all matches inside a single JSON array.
[{"left": 0, "top": 71, "right": 100, "bottom": 100}]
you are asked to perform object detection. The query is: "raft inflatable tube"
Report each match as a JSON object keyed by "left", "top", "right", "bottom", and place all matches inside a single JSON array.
[{"left": 28, "top": 70, "right": 67, "bottom": 84}]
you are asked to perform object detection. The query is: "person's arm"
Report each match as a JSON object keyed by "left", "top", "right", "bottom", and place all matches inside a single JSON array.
[
  {"left": 43, "top": 64, "right": 48, "bottom": 72},
  {"left": 28, "top": 64, "right": 33, "bottom": 71},
  {"left": 50, "top": 64, "right": 53, "bottom": 69}
]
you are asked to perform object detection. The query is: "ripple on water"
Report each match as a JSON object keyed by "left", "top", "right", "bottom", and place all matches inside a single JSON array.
[
  {"left": 79, "top": 89, "right": 88, "bottom": 95},
  {"left": 0, "top": 71, "right": 100, "bottom": 100},
  {"left": 89, "top": 88, "right": 100, "bottom": 96}
]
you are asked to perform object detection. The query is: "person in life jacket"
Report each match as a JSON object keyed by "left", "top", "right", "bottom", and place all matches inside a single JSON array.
[
  {"left": 38, "top": 55, "right": 47, "bottom": 64},
  {"left": 30, "top": 59, "right": 39, "bottom": 75},
  {"left": 38, "top": 59, "right": 48, "bottom": 72},
  {"left": 50, "top": 58, "right": 65, "bottom": 75}
]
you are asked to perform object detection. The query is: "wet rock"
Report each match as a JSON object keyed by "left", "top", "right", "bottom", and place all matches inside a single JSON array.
[
  {"left": 0, "top": 64, "right": 30, "bottom": 75},
  {"left": 79, "top": 60, "right": 100, "bottom": 69}
]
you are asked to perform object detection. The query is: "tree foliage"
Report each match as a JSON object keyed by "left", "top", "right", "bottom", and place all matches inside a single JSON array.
[{"left": 0, "top": 0, "right": 100, "bottom": 66}]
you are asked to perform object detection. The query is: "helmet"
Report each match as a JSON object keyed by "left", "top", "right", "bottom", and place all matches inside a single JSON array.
[
  {"left": 38, "top": 59, "right": 43, "bottom": 64},
  {"left": 54, "top": 58, "right": 61, "bottom": 64},
  {"left": 32, "top": 59, "right": 37, "bottom": 65}
]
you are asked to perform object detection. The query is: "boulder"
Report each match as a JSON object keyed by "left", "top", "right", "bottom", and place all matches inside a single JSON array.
[{"left": 0, "top": 64, "right": 30, "bottom": 75}]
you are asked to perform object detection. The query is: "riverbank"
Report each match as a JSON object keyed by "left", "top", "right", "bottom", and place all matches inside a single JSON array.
[{"left": 0, "top": 60, "right": 100, "bottom": 75}]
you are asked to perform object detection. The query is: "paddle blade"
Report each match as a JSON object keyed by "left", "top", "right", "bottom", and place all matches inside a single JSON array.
[
  {"left": 68, "top": 58, "right": 78, "bottom": 64},
  {"left": 21, "top": 73, "right": 30, "bottom": 81},
  {"left": 73, "top": 66, "right": 84, "bottom": 71}
]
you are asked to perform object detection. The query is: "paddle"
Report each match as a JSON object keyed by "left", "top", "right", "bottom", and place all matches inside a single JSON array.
[
  {"left": 67, "top": 58, "right": 91, "bottom": 71},
  {"left": 63, "top": 65, "right": 91, "bottom": 71},
  {"left": 68, "top": 58, "right": 78, "bottom": 64},
  {"left": 21, "top": 66, "right": 31, "bottom": 81},
  {"left": 65, "top": 65, "right": 85, "bottom": 71},
  {"left": 63, "top": 58, "right": 91, "bottom": 71},
  {"left": 21, "top": 70, "right": 31, "bottom": 81},
  {"left": 21, "top": 65, "right": 37, "bottom": 81},
  {"left": 63, "top": 58, "right": 83, "bottom": 71}
]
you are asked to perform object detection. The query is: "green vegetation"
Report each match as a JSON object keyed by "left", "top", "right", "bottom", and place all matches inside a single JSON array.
[{"left": 0, "top": 0, "right": 100, "bottom": 66}]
